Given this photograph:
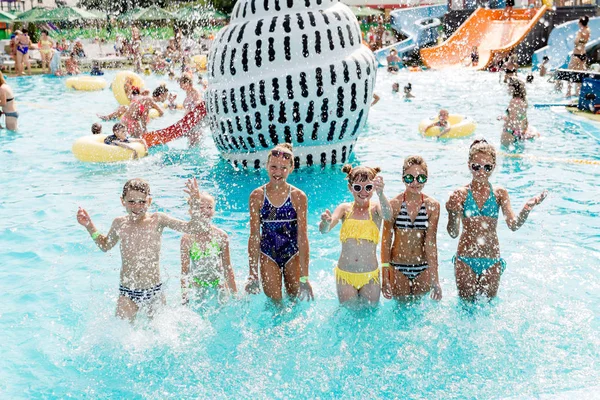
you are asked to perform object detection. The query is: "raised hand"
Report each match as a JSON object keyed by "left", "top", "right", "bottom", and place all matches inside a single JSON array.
[
  {"left": 446, "top": 190, "right": 465, "bottom": 213},
  {"left": 525, "top": 189, "right": 548, "bottom": 211},
  {"left": 320, "top": 209, "right": 332, "bottom": 223},
  {"left": 76, "top": 207, "right": 92, "bottom": 227},
  {"left": 372, "top": 175, "right": 385, "bottom": 196},
  {"left": 184, "top": 177, "right": 201, "bottom": 202}
]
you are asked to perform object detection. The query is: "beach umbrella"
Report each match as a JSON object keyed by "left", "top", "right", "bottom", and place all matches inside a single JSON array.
[
  {"left": 118, "top": 6, "right": 174, "bottom": 22},
  {"left": 173, "top": 6, "right": 228, "bottom": 22},
  {"left": 0, "top": 10, "right": 16, "bottom": 23},
  {"left": 349, "top": 6, "right": 383, "bottom": 18},
  {"left": 34, "top": 7, "right": 101, "bottom": 22},
  {"left": 15, "top": 7, "right": 49, "bottom": 22}
]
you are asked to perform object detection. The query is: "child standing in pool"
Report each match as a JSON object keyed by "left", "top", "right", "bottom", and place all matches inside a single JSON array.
[
  {"left": 180, "top": 192, "right": 237, "bottom": 305},
  {"left": 319, "top": 165, "right": 392, "bottom": 305},
  {"left": 76, "top": 178, "right": 203, "bottom": 321},
  {"left": 446, "top": 139, "right": 547, "bottom": 300},
  {"left": 245, "top": 144, "right": 314, "bottom": 302}
]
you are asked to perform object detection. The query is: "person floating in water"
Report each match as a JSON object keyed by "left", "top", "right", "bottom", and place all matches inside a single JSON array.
[
  {"left": 103, "top": 122, "right": 148, "bottom": 160},
  {"left": 423, "top": 109, "right": 450, "bottom": 138},
  {"left": 445, "top": 139, "right": 547, "bottom": 301},
  {"left": 76, "top": 178, "right": 204, "bottom": 321},
  {"left": 245, "top": 144, "right": 314, "bottom": 302},
  {"left": 382, "top": 156, "right": 442, "bottom": 301},
  {"left": 181, "top": 192, "right": 237, "bottom": 305},
  {"left": 319, "top": 165, "right": 392, "bottom": 305}
]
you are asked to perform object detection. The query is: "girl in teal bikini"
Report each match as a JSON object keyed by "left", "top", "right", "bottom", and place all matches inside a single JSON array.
[
  {"left": 446, "top": 139, "right": 547, "bottom": 300},
  {"left": 180, "top": 193, "right": 237, "bottom": 305}
]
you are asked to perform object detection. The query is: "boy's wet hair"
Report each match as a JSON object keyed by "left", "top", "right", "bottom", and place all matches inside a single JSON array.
[
  {"left": 543, "top": 56, "right": 549, "bottom": 61},
  {"left": 153, "top": 84, "right": 168, "bottom": 97},
  {"left": 113, "top": 122, "right": 126, "bottom": 133},
  {"left": 122, "top": 178, "right": 151, "bottom": 198}
]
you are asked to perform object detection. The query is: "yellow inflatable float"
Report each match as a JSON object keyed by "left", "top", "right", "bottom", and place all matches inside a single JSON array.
[
  {"left": 192, "top": 54, "right": 208, "bottom": 71},
  {"left": 72, "top": 135, "right": 147, "bottom": 162},
  {"left": 112, "top": 71, "right": 144, "bottom": 106},
  {"left": 65, "top": 76, "right": 108, "bottom": 91},
  {"left": 419, "top": 114, "right": 476, "bottom": 138}
]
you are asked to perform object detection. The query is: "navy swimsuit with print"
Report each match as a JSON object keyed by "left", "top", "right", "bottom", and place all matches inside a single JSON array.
[{"left": 260, "top": 186, "right": 299, "bottom": 269}]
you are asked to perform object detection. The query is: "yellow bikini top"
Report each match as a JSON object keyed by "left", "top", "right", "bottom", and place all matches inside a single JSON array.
[{"left": 339, "top": 203, "right": 380, "bottom": 244}]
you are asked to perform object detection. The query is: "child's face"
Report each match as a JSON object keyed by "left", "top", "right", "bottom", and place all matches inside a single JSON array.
[
  {"left": 114, "top": 127, "right": 127, "bottom": 140},
  {"left": 439, "top": 111, "right": 449, "bottom": 120},
  {"left": 189, "top": 196, "right": 215, "bottom": 220},
  {"left": 121, "top": 190, "right": 151, "bottom": 218},
  {"left": 392, "top": 83, "right": 399, "bottom": 92}
]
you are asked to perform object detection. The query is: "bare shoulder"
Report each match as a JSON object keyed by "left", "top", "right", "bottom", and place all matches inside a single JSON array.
[
  {"left": 423, "top": 194, "right": 440, "bottom": 211},
  {"left": 213, "top": 226, "right": 229, "bottom": 243},
  {"left": 290, "top": 186, "right": 307, "bottom": 202},
  {"left": 249, "top": 187, "right": 264, "bottom": 203},
  {"left": 112, "top": 215, "right": 127, "bottom": 228}
]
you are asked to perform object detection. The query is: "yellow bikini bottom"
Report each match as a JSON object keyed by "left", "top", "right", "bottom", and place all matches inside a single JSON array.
[{"left": 334, "top": 266, "right": 380, "bottom": 290}]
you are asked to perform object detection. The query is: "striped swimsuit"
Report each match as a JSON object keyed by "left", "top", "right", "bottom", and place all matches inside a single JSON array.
[{"left": 392, "top": 194, "right": 429, "bottom": 280}]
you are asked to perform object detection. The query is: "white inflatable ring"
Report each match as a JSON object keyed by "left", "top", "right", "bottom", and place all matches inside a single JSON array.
[
  {"left": 112, "top": 71, "right": 144, "bottom": 106},
  {"left": 65, "top": 76, "right": 108, "bottom": 91},
  {"left": 419, "top": 114, "right": 477, "bottom": 138},
  {"left": 72, "top": 134, "right": 147, "bottom": 162}
]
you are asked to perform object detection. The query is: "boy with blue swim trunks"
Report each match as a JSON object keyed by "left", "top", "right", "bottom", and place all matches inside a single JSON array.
[{"left": 76, "top": 178, "right": 204, "bottom": 321}]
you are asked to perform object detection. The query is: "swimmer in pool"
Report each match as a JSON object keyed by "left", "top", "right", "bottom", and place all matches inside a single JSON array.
[
  {"left": 181, "top": 192, "right": 237, "bottom": 305},
  {"left": 566, "top": 16, "right": 591, "bottom": 97},
  {"left": 445, "top": 139, "right": 547, "bottom": 301},
  {"left": 499, "top": 78, "right": 537, "bottom": 148},
  {"left": 76, "top": 178, "right": 204, "bottom": 321},
  {"left": 245, "top": 144, "right": 314, "bottom": 302},
  {"left": 381, "top": 156, "right": 442, "bottom": 301},
  {"left": 103, "top": 122, "right": 147, "bottom": 159},
  {"left": 404, "top": 83, "right": 415, "bottom": 99},
  {"left": 319, "top": 165, "right": 392, "bottom": 305},
  {"left": 119, "top": 85, "right": 167, "bottom": 138},
  {"left": 539, "top": 56, "right": 549, "bottom": 77},
  {"left": 423, "top": 109, "right": 450, "bottom": 138},
  {"left": 392, "top": 82, "right": 400, "bottom": 93}
]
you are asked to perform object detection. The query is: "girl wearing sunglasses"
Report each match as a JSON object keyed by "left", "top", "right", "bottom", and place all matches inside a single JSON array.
[
  {"left": 381, "top": 156, "right": 442, "bottom": 301},
  {"left": 446, "top": 139, "right": 547, "bottom": 300},
  {"left": 319, "top": 165, "right": 392, "bottom": 305},
  {"left": 246, "top": 144, "right": 314, "bottom": 302}
]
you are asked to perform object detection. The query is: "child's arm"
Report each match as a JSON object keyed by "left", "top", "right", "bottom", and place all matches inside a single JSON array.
[
  {"left": 158, "top": 178, "right": 202, "bottom": 233},
  {"left": 220, "top": 233, "right": 237, "bottom": 293},
  {"left": 77, "top": 208, "right": 120, "bottom": 252},
  {"left": 371, "top": 93, "right": 380, "bottom": 106},
  {"left": 129, "top": 138, "right": 148, "bottom": 152},
  {"left": 114, "top": 142, "right": 140, "bottom": 159},
  {"left": 180, "top": 235, "right": 192, "bottom": 305},
  {"left": 319, "top": 203, "right": 347, "bottom": 234}
]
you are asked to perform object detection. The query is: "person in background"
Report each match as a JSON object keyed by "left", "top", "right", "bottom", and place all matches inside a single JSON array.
[
  {"left": 38, "top": 30, "right": 54, "bottom": 74},
  {"left": 566, "top": 16, "right": 591, "bottom": 97},
  {"left": 65, "top": 52, "right": 80, "bottom": 75},
  {"left": 387, "top": 49, "right": 402, "bottom": 73},
  {"left": 91, "top": 122, "right": 102, "bottom": 135},
  {"left": 0, "top": 73, "right": 18, "bottom": 130},
  {"left": 539, "top": 56, "right": 549, "bottom": 77},
  {"left": 404, "top": 83, "right": 415, "bottom": 99}
]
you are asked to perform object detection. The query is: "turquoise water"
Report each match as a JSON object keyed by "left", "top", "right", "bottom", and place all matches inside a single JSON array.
[{"left": 1, "top": 70, "right": 599, "bottom": 398}]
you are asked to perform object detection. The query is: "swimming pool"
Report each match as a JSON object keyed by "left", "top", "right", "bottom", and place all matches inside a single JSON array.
[{"left": 1, "top": 69, "right": 599, "bottom": 398}]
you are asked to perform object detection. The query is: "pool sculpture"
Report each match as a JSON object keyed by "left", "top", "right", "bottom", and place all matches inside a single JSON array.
[{"left": 206, "top": 0, "right": 377, "bottom": 169}]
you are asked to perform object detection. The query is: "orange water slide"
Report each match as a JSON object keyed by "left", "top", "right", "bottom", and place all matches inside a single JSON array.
[{"left": 420, "top": 7, "right": 547, "bottom": 70}]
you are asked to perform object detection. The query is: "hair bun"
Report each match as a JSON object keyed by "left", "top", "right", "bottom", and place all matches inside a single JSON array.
[
  {"left": 373, "top": 167, "right": 382, "bottom": 174},
  {"left": 341, "top": 164, "right": 353, "bottom": 174}
]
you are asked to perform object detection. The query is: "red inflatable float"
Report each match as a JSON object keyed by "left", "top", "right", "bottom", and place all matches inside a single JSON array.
[{"left": 142, "top": 102, "right": 207, "bottom": 147}]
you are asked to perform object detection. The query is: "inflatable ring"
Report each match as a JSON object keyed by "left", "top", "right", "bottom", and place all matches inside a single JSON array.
[
  {"left": 149, "top": 109, "right": 161, "bottom": 119},
  {"left": 72, "top": 134, "right": 147, "bottom": 162},
  {"left": 65, "top": 76, "right": 107, "bottom": 91},
  {"left": 419, "top": 114, "right": 477, "bottom": 138},
  {"left": 112, "top": 71, "right": 144, "bottom": 106},
  {"left": 192, "top": 54, "right": 208, "bottom": 71}
]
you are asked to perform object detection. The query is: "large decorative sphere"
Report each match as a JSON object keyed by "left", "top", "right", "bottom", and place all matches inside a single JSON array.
[{"left": 206, "top": 0, "right": 377, "bottom": 169}]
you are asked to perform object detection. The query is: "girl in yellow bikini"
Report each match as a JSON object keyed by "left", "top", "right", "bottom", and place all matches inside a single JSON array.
[
  {"left": 38, "top": 30, "right": 54, "bottom": 74},
  {"left": 319, "top": 165, "right": 392, "bottom": 305}
]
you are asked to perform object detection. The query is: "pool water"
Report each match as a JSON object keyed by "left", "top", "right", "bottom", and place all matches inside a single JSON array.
[{"left": 1, "top": 69, "right": 599, "bottom": 398}]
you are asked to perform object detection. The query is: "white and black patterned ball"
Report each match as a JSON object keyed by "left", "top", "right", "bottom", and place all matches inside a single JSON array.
[{"left": 207, "top": 0, "right": 377, "bottom": 169}]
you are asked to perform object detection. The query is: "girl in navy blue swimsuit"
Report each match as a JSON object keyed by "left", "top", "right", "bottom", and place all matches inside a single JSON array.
[{"left": 246, "top": 144, "right": 314, "bottom": 302}]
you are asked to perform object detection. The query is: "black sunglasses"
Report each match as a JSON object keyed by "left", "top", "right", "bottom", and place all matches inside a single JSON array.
[
  {"left": 403, "top": 174, "right": 428, "bottom": 184},
  {"left": 471, "top": 163, "right": 494, "bottom": 172}
]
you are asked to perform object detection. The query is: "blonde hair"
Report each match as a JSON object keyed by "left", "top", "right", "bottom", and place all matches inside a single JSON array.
[
  {"left": 341, "top": 164, "right": 381, "bottom": 183},
  {"left": 469, "top": 139, "right": 496, "bottom": 164},
  {"left": 266, "top": 143, "right": 294, "bottom": 166},
  {"left": 122, "top": 178, "right": 151, "bottom": 198},
  {"left": 402, "top": 155, "right": 428, "bottom": 175}
]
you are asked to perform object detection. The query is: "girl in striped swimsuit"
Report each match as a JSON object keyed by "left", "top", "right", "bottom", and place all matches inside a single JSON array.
[{"left": 381, "top": 156, "right": 442, "bottom": 301}]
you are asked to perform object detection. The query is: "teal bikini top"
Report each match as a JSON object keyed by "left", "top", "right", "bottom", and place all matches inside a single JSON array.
[{"left": 463, "top": 184, "right": 499, "bottom": 219}]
